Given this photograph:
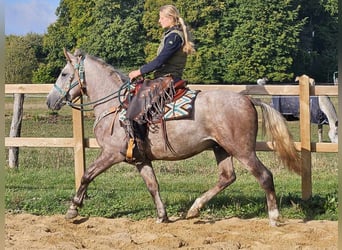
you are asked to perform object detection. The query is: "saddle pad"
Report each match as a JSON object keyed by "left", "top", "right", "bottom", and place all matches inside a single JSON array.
[
  {"left": 163, "top": 89, "right": 199, "bottom": 121},
  {"left": 119, "top": 89, "right": 199, "bottom": 122}
]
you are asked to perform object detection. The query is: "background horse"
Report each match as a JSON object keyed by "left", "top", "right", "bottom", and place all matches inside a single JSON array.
[
  {"left": 46, "top": 49, "right": 301, "bottom": 226},
  {"left": 271, "top": 95, "right": 338, "bottom": 143}
]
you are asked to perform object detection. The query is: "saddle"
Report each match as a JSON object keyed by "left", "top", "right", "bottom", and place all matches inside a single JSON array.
[
  {"left": 122, "top": 76, "right": 188, "bottom": 162},
  {"left": 125, "top": 76, "right": 187, "bottom": 124}
]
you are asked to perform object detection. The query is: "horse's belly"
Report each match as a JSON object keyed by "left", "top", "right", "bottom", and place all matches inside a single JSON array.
[{"left": 147, "top": 123, "right": 214, "bottom": 160}]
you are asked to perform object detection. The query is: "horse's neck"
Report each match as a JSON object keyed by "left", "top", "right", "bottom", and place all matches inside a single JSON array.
[
  {"left": 84, "top": 58, "right": 124, "bottom": 117},
  {"left": 318, "top": 96, "right": 338, "bottom": 127}
]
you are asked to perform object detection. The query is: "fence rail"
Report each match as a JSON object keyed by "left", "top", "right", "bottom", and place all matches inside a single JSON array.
[{"left": 5, "top": 78, "right": 338, "bottom": 199}]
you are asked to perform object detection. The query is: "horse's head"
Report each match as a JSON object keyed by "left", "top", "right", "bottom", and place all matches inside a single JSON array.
[
  {"left": 47, "top": 49, "right": 86, "bottom": 110},
  {"left": 328, "top": 120, "right": 338, "bottom": 143}
]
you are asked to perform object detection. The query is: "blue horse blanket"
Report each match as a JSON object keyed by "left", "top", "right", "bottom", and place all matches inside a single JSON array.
[{"left": 271, "top": 96, "right": 328, "bottom": 125}]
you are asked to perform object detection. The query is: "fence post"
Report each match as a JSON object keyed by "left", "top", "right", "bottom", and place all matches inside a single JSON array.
[
  {"left": 299, "top": 75, "right": 312, "bottom": 200},
  {"left": 8, "top": 93, "right": 25, "bottom": 169},
  {"left": 72, "top": 98, "right": 86, "bottom": 190}
]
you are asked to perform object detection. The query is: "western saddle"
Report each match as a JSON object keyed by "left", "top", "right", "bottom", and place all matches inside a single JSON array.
[{"left": 122, "top": 75, "right": 188, "bottom": 162}]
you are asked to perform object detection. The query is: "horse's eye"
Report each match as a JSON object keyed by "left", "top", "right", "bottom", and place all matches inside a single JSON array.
[{"left": 61, "top": 73, "right": 67, "bottom": 77}]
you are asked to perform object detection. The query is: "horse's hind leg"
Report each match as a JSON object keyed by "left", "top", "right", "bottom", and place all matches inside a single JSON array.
[
  {"left": 136, "top": 161, "right": 168, "bottom": 223},
  {"left": 186, "top": 146, "right": 236, "bottom": 219},
  {"left": 239, "top": 153, "right": 279, "bottom": 226}
]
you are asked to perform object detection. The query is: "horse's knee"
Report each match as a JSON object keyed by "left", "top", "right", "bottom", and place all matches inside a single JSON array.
[
  {"left": 228, "top": 172, "right": 236, "bottom": 183},
  {"left": 218, "top": 172, "right": 236, "bottom": 189}
]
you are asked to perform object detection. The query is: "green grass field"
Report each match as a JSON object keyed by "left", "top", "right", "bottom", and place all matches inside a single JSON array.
[{"left": 5, "top": 95, "right": 338, "bottom": 221}]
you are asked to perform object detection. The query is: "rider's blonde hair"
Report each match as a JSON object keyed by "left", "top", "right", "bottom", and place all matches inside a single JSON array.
[{"left": 159, "top": 5, "right": 195, "bottom": 55}]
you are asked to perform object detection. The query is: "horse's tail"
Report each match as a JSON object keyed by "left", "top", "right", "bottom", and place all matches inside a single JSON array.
[{"left": 251, "top": 98, "right": 301, "bottom": 175}]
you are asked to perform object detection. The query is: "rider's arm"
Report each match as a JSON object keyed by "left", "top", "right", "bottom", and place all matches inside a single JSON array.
[{"left": 140, "top": 33, "right": 183, "bottom": 75}]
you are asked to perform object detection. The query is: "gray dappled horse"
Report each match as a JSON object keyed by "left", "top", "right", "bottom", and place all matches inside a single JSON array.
[{"left": 47, "top": 50, "right": 301, "bottom": 226}]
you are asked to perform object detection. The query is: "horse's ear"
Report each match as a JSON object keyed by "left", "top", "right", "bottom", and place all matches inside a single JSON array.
[
  {"left": 309, "top": 78, "right": 315, "bottom": 86},
  {"left": 63, "top": 47, "right": 72, "bottom": 63}
]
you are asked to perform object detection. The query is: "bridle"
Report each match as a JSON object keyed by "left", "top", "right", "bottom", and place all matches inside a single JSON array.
[
  {"left": 53, "top": 48, "right": 131, "bottom": 112},
  {"left": 52, "top": 48, "right": 86, "bottom": 107}
]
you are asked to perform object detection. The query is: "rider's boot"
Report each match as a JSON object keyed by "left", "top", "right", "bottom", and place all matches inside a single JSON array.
[{"left": 120, "top": 119, "right": 136, "bottom": 162}]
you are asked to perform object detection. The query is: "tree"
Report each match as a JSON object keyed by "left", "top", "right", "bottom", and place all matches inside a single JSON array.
[
  {"left": 5, "top": 35, "right": 39, "bottom": 83},
  {"left": 221, "top": 0, "right": 305, "bottom": 83},
  {"left": 37, "top": 0, "right": 146, "bottom": 81},
  {"left": 35, "top": 0, "right": 78, "bottom": 83},
  {"left": 5, "top": 34, "right": 43, "bottom": 168},
  {"left": 38, "top": 0, "right": 338, "bottom": 84},
  {"left": 176, "top": 0, "right": 228, "bottom": 83},
  {"left": 292, "top": 0, "right": 338, "bottom": 82},
  {"left": 78, "top": 0, "right": 145, "bottom": 69}
]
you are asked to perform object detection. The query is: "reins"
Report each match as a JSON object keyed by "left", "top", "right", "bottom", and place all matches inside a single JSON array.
[{"left": 66, "top": 82, "right": 130, "bottom": 112}]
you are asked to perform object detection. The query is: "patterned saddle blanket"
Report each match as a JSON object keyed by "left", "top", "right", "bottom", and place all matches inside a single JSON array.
[{"left": 120, "top": 88, "right": 199, "bottom": 123}]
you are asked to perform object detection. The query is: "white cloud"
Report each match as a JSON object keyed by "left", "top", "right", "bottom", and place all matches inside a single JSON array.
[{"left": 5, "top": 0, "right": 59, "bottom": 35}]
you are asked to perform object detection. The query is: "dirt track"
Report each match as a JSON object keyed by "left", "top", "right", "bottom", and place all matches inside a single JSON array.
[{"left": 5, "top": 213, "right": 337, "bottom": 249}]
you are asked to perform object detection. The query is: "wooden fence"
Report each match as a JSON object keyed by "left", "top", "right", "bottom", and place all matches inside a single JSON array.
[{"left": 5, "top": 76, "right": 338, "bottom": 200}]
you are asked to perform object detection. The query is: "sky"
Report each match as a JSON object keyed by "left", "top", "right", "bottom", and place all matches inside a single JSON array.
[{"left": 5, "top": 0, "right": 60, "bottom": 35}]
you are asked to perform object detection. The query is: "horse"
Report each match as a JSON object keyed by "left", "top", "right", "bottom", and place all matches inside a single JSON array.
[
  {"left": 317, "top": 95, "right": 338, "bottom": 143},
  {"left": 46, "top": 49, "right": 301, "bottom": 226},
  {"left": 271, "top": 84, "right": 338, "bottom": 144}
]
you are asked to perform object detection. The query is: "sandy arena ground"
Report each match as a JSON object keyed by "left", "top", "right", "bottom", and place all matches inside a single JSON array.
[{"left": 5, "top": 213, "right": 337, "bottom": 249}]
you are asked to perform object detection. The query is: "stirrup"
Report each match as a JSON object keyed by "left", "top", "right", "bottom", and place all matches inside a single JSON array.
[{"left": 126, "top": 138, "right": 135, "bottom": 162}]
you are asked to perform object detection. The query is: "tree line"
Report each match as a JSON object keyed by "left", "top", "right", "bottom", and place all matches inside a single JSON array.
[{"left": 5, "top": 0, "right": 338, "bottom": 84}]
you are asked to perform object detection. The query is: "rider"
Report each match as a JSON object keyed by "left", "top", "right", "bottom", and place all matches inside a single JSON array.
[
  {"left": 123, "top": 5, "right": 195, "bottom": 161},
  {"left": 128, "top": 4, "right": 195, "bottom": 84}
]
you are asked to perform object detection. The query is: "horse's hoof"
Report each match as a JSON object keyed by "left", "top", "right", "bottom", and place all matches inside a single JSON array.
[
  {"left": 268, "top": 209, "right": 280, "bottom": 227},
  {"left": 186, "top": 208, "right": 200, "bottom": 219},
  {"left": 65, "top": 208, "right": 78, "bottom": 220},
  {"left": 156, "top": 217, "right": 169, "bottom": 223},
  {"left": 269, "top": 219, "right": 278, "bottom": 227}
]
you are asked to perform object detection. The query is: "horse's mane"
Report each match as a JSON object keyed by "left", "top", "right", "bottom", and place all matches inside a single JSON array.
[{"left": 76, "top": 49, "right": 129, "bottom": 84}]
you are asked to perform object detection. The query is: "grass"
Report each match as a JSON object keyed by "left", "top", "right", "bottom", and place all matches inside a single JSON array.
[{"left": 4, "top": 95, "right": 338, "bottom": 221}]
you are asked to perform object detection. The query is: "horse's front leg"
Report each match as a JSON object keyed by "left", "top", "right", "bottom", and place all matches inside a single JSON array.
[
  {"left": 136, "top": 162, "right": 168, "bottom": 223},
  {"left": 65, "top": 151, "right": 124, "bottom": 219}
]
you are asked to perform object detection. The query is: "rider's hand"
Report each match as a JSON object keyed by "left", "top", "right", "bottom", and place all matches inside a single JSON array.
[{"left": 129, "top": 69, "right": 142, "bottom": 81}]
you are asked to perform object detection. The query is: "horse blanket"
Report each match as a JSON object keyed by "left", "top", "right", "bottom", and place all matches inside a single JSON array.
[{"left": 271, "top": 96, "right": 328, "bottom": 125}]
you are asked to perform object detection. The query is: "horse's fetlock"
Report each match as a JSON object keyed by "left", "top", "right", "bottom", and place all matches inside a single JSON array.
[{"left": 72, "top": 197, "right": 83, "bottom": 207}]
